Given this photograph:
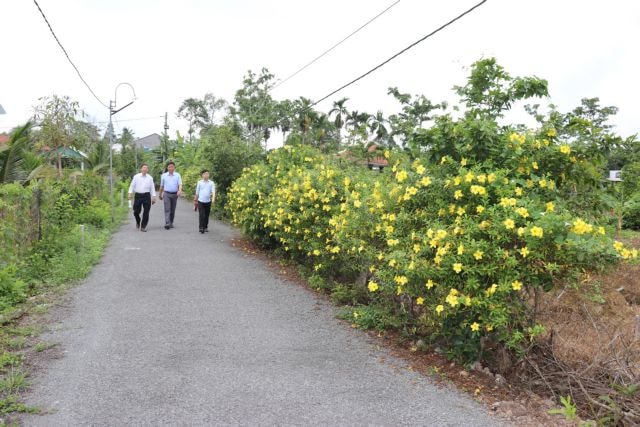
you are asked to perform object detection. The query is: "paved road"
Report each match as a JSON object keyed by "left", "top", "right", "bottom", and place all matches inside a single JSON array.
[{"left": 22, "top": 199, "right": 502, "bottom": 426}]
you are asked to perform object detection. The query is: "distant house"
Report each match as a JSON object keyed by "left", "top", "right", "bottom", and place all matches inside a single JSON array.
[
  {"left": 0, "top": 134, "right": 9, "bottom": 146},
  {"left": 134, "top": 133, "right": 162, "bottom": 151},
  {"left": 366, "top": 144, "right": 388, "bottom": 172},
  {"left": 336, "top": 144, "right": 389, "bottom": 172}
]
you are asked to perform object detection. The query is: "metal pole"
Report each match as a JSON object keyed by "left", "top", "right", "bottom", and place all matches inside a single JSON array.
[{"left": 109, "top": 101, "right": 114, "bottom": 223}]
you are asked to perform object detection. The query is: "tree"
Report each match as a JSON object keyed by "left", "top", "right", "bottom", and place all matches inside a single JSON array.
[
  {"left": 387, "top": 87, "right": 446, "bottom": 149},
  {"left": 328, "top": 97, "right": 349, "bottom": 144},
  {"left": 115, "top": 128, "right": 138, "bottom": 178},
  {"left": 177, "top": 98, "right": 208, "bottom": 142},
  {"left": 33, "top": 95, "right": 84, "bottom": 177},
  {"left": 367, "top": 110, "right": 389, "bottom": 145},
  {"left": 454, "top": 57, "right": 548, "bottom": 118},
  {"left": 231, "top": 68, "right": 278, "bottom": 148},
  {"left": 202, "top": 93, "right": 228, "bottom": 129}
]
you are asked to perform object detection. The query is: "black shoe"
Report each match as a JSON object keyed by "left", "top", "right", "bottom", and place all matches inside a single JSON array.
[
  {"left": 204, "top": 228, "right": 209, "bottom": 232},
  {"left": 141, "top": 228, "right": 147, "bottom": 232},
  {"left": 136, "top": 223, "right": 140, "bottom": 230},
  {"left": 164, "top": 225, "right": 170, "bottom": 230},
  {"left": 199, "top": 228, "right": 204, "bottom": 234},
  {"left": 169, "top": 224, "right": 175, "bottom": 229}
]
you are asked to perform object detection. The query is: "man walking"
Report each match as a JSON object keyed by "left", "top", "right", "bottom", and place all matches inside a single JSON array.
[
  {"left": 194, "top": 169, "right": 215, "bottom": 234},
  {"left": 159, "top": 161, "right": 182, "bottom": 230},
  {"left": 127, "top": 163, "right": 156, "bottom": 232}
]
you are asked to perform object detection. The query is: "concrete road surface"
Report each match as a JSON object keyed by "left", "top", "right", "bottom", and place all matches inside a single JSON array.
[{"left": 21, "top": 199, "right": 503, "bottom": 426}]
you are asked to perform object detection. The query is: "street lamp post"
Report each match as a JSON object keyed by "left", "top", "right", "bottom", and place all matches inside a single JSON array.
[{"left": 108, "top": 83, "right": 136, "bottom": 222}]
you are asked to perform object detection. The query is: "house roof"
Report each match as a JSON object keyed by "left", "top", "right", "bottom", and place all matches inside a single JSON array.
[
  {"left": 0, "top": 134, "right": 9, "bottom": 145},
  {"left": 134, "top": 133, "right": 162, "bottom": 149},
  {"left": 48, "top": 146, "right": 88, "bottom": 159}
]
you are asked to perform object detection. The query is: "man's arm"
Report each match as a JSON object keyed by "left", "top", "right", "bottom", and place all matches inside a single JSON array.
[
  {"left": 127, "top": 175, "right": 136, "bottom": 199},
  {"left": 177, "top": 174, "right": 183, "bottom": 196},
  {"left": 158, "top": 174, "right": 164, "bottom": 200}
]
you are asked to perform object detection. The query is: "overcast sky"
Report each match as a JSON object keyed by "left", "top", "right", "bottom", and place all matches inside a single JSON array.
[{"left": 1, "top": 0, "right": 639, "bottom": 149}]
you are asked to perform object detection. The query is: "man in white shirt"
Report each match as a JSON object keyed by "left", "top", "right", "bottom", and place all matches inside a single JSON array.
[
  {"left": 194, "top": 169, "right": 215, "bottom": 234},
  {"left": 158, "top": 161, "right": 182, "bottom": 230},
  {"left": 127, "top": 163, "right": 157, "bottom": 232}
]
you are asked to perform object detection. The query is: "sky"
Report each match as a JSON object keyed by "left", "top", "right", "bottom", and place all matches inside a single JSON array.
[{"left": 1, "top": 0, "right": 639, "bottom": 150}]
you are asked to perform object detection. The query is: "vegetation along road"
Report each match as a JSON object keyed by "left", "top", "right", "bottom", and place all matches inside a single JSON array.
[{"left": 20, "top": 200, "right": 502, "bottom": 425}]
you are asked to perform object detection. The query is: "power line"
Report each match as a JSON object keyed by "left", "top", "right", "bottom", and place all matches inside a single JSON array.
[
  {"left": 95, "top": 115, "right": 164, "bottom": 124},
  {"left": 311, "top": 0, "right": 488, "bottom": 107},
  {"left": 272, "top": 0, "right": 401, "bottom": 90},
  {"left": 32, "top": 0, "right": 109, "bottom": 108}
]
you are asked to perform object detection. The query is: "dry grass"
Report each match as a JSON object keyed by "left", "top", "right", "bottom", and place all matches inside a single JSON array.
[{"left": 528, "top": 232, "right": 640, "bottom": 424}]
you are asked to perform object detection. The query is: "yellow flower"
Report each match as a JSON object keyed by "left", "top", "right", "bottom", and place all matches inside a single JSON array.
[
  {"left": 416, "top": 297, "right": 424, "bottom": 305},
  {"left": 415, "top": 164, "right": 426, "bottom": 175},
  {"left": 486, "top": 283, "right": 497, "bottom": 295},
  {"left": 530, "top": 226, "right": 544, "bottom": 238},
  {"left": 413, "top": 244, "right": 421, "bottom": 253},
  {"left": 457, "top": 244, "right": 465, "bottom": 255},
  {"left": 435, "top": 305, "right": 444, "bottom": 314},
  {"left": 512, "top": 280, "right": 523, "bottom": 291},
  {"left": 460, "top": 158, "right": 468, "bottom": 166},
  {"left": 476, "top": 205, "right": 485, "bottom": 214},
  {"left": 426, "top": 279, "right": 435, "bottom": 289},
  {"left": 473, "top": 250, "right": 484, "bottom": 260},
  {"left": 470, "top": 322, "right": 480, "bottom": 332},
  {"left": 559, "top": 145, "right": 571, "bottom": 154},
  {"left": 313, "top": 249, "right": 321, "bottom": 256},
  {"left": 420, "top": 176, "right": 432, "bottom": 187},
  {"left": 503, "top": 218, "right": 515, "bottom": 229},
  {"left": 598, "top": 226, "right": 605, "bottom": 235},
  {"left": 453, "top": 263, "right": 463, "bottom": 273},
  {"left": 396, "top": 170, "right": 408, "bottom": 182},
  {"left": 454, "top": 190, "right": 463, "bottom": 200},
  {"left": 384, "top": 150, "right": 390, "bottom": 158},
  {"left": 519, "top": 247, "right": 530, "bottom": 257},
  {"left": 394, "top": 275, "right": 408, "bottom": 285},
  {"left": 516, "top": 207, "right": 529, "bottom": 218},
  {"left": 515, "top": 187, "right": 523, "bottom": 196},
  {"left": 531, "top": 161, "right": 538, "bottom": 170},
  {"left": 572, "top": 218, "right": 593, "bottom": 235},
  {"left": 470, "top": 185, "right": 486, "bottom": 195},
  {"left": 387, "top": 238, "right": 399, "bottom": 247},
  {"left": 546, "top": 201, "right": 555, "bottom": 212},
  {"left": 367, "top": 281, "right": 379, "bottom": 292},
  {"left": 547, "top": 128, "right": 557, "bottom": 137},
  {"left": 353, "top": 200, "right": 361, "bottom": 208}
]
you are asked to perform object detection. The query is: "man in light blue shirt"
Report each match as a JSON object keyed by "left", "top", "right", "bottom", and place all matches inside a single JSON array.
[
  {"left": 194, "top": 169, "right": 215, "bottom": 234},
  {"left": 159, "top": 161, "right": 182, "bottom": 230}
]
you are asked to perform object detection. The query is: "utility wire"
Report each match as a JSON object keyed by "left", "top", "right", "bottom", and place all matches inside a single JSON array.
[
  {"left": 272, "top": 0, "right": 401, "bottom": 90},
  {"left": 311, "top": 0, "right": 488, "bottom": 107},
  {"left": 32, "top": 0, "right": 109, "bottom": 108},
  {"left": 95, "top": 115, "right": 164, "bottom": 124}
]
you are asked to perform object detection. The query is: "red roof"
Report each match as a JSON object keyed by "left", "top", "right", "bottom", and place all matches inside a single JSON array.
[{"left": 0, "top": 134, "right": 9, "bottom": 145}]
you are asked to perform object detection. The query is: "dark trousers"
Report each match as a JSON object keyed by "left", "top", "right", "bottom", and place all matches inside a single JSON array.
[
  {"left": 133, "top": 193, "right": 151, "bottom": 228},
  {"left": 198, "top": 201, "right": 211, "bottom": 230},
  {"left": 163, "top": 192, "right": 178, "bottom": 225}
]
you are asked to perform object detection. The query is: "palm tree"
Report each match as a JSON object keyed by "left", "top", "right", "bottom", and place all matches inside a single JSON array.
[
  {"left": 0, "top": 123, "right": 32, "bottom": 183},
  {"left": 367, "top": 110, "right": 389, "bottom": 145},
  {"left": 345, "top": 110, "right": 370, "bottom": 144},
  {"left": 328, "top": 97, "right": 349, "bottom": 144}
]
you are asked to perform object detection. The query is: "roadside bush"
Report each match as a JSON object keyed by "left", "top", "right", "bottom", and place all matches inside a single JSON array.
[
  {"left": 0, "top": 265, "right": 26, "bottom": 312},
  {"left": 228, "top": 141, "right": 637, "bottom": 362},
  {"left": 76, "top": 199, "right": 110, "bottom": 228}
]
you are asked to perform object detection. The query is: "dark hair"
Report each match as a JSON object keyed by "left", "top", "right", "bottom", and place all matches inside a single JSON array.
[
  {"left": 140, "top": 163, "right": 148, "bottom": 168},
  {"left": 166, "top": 161, "right": 175, "bottom": 167},
  {"left": 201, "top": 169, "right": 209, "bottom": 175}
]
